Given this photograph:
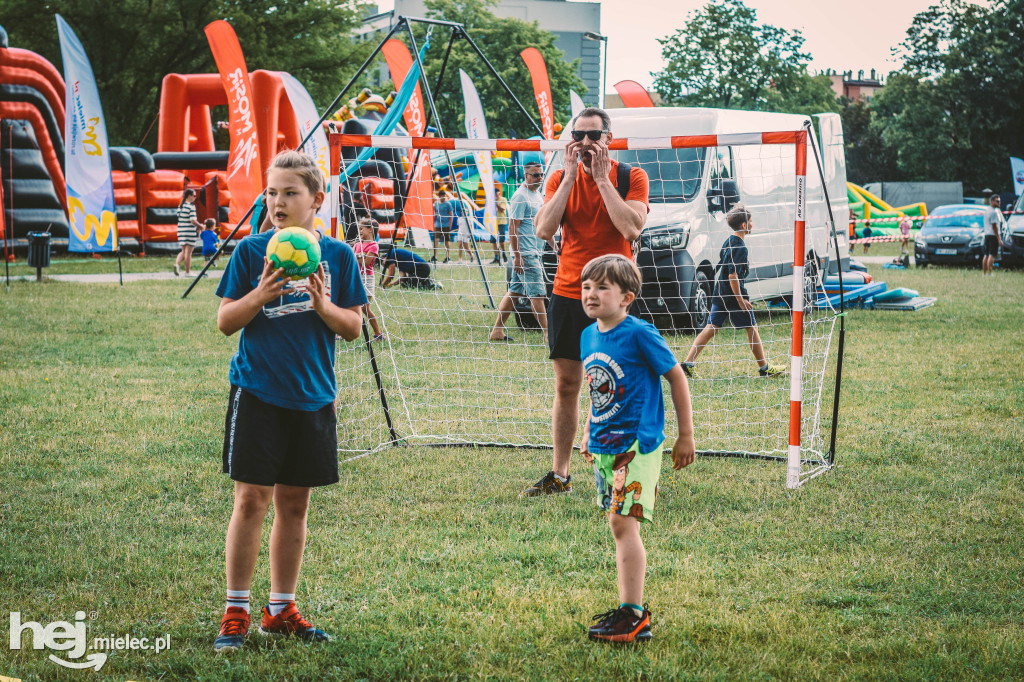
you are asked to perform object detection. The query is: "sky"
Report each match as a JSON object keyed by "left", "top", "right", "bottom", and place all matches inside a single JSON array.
[
  {"left": 596, "top": 0, "right": 966, "bottom": 90},
  {"left": 374, "top": 0, "right": 988, "bottom": 91}
]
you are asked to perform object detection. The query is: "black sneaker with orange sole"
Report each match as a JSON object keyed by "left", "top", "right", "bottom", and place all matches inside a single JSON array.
[
  {"left": 520, "top": 470, "right": 572, "bottom": 497},
  {"left": 588, "top": 605, "right": 653, "bottom": 643}
]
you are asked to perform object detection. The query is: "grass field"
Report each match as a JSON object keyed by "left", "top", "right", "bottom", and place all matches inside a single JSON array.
[{"left": 1, "top": 253, "right": 1022, "bottom": 681}]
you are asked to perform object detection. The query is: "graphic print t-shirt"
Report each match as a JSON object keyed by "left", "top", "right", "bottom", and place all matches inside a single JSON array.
[
  {"left": 216, "top": 229, "right": 367, "bottom": 411},
  {"left": 580, "top": 315, "right": 679, "bottom": 455}
]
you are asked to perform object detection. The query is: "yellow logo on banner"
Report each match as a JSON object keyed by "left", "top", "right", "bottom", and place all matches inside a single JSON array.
[
  {"left": 68, "top": 195, "right": 117, "bottom": 248},
  {"left": 82, "top": 117, "right": 102, "bottom": 156}
]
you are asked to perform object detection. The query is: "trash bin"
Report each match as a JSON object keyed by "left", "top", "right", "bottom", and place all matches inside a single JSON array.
[
  {"left": 27, "top": 231, "right": 51, "bottom": 268},
  {"left": 27, "top": 231, "right": 51, "bottom": 281}
]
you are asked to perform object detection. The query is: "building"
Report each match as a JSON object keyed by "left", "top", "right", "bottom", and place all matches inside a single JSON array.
[
  {"left": 360, "top": 0, "right": 602, "bottom": 105},
  {"left": 826, "top": 69, "right": 885, "bottom": 102}
]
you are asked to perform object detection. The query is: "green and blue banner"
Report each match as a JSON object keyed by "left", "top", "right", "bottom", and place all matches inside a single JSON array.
[{"left": 56, "top": 14, "right": 117, "bottom": 252}]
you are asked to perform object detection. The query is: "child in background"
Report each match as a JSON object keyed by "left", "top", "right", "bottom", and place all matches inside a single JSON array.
[
  {"left": 354, "top": 217, "right": 384, "bottom": 342},
  {"left": 201, "top": 219, "right": 220, "bottom": 268},
  {"left": 174, "top": 188, "right": 202, "bottom": 276},
  {"left": 683, "top": 204, "right": 785, "bottom": 379},
  {"left": 578, "top": 254, "right": 695, "bottom": 644},
  {"left": 212, "top": 150, "right": 366, "bottom": 653},
  {"left": 898, "top": 215, "right": 912, "bottom": 259}
]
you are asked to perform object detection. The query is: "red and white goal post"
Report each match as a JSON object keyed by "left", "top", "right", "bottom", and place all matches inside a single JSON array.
[{"left": 326, "top": 129, "right": 842, "bottom": 488}]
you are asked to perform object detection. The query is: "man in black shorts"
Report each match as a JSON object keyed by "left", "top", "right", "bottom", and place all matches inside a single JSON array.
[
  {"left": 523, "top": 107, "right": 649, "bottom": 497},
  {"left": 982, "top": 194, "right": 1004, "bottom": 276}
]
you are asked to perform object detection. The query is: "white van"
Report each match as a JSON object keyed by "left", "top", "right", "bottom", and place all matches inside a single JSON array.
[{"left": 551, "top": 107, "right": 851, "bottom": 330}]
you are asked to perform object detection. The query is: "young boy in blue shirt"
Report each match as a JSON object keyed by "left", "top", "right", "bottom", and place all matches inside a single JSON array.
[
  {"left": 200, "top": 219, "right": 220, "bottom": 267},
  {"left": 683, "top": 204, "right": 785, "bottom": 378},
  {"left": 578, "top": 254, "right": 696, "bottom": 643}
]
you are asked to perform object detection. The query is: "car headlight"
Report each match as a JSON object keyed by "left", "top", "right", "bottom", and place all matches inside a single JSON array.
[
  {"left": 915, "top": 238, "right": 926, "bottom": 248},
  {"left": 648, "top": 232, "right": 686, "bottom": 249},
  {"left": 968, "top": 234, "right": 983, "bottom": 247}
]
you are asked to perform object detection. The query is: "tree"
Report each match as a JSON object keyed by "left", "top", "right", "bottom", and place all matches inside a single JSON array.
[
  {"left": 839, "top": 98, "right": 899, "bottom": 185},
  {"left": 868, "top": 0, "right": 1024, "bottom": 192},
  {"left": 393, "top": 0, "right": 586, "bottom": 139},
  {"left": 0, "top": 0, "right": 370, "bottom": 149},
  {"left": 651, "top": 0, "right": 838, "bottom": 116}
]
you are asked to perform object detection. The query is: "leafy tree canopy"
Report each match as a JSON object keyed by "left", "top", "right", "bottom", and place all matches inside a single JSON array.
[
  {"left": 867, "top": 0, "right": 1024, "bottom": 192},
  {"left": 388, "top": 0, "right": 586, "bottom": 139},
  {"left": 651, "top": 0, "right": 838, "bottom": 117},
  {"left": 0, "top": 0, "right": 370, "bottom": 149}
]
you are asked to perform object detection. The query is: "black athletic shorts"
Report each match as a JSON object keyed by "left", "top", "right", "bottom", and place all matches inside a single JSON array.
[
  {"left": 222, "top": 385, "right": 339, "bottom": 488},
  {"left": 547, "top": 294, "right": 593, "bottom": 361},
  {"left": 984, "top": 235, "right": 999, "bottom": 257}
]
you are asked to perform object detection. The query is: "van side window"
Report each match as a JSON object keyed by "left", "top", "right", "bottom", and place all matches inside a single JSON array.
[{"left": 708, "top": 147, "right": 739, "bottom": 213}]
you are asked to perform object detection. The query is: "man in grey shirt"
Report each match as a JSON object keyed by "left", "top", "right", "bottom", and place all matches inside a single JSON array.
[
  {"left": 489, "top": 161, "right": 549, "bottom": 341},
  {"left": 983, "top": 194, "right": 1004, "bottom": 276}
]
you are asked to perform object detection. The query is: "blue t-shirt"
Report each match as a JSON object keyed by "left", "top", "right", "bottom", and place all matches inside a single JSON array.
[
  {"left": 713, "top": 233, "right": 749, "bottom": 307},
  {"left": 434, "top": 199, "right": 454, "bottom": 230},
  {"left": 508, "top": 184, "right": 545, "bottom": 256},
  {"left": 581, "top": 315, "right": 679, "bottom": 455},
  {"left": 215, "top": 229, "right": 367, "bottom": 411},
  {"left": 200, "top": 229, "right": 219, "bottom": 255}
]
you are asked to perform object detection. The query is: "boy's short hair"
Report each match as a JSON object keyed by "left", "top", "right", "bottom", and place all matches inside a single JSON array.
[
  {"left": 990, "top": 194, "right": 1000, "bottom": 203},
  {"left": 437, "top": 189, "right": 447, "bottom": 198},
  {"left": 726, "top": 203, "right": 751, "bottom": 231},
  {"left": 581, "top": 254, "right": 642, "bottom": 296},
  {"left": 204, "top": 218, "right": 216, "bottom": 228}
]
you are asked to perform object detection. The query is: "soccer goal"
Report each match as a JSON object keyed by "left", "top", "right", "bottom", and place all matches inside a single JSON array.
[{"left": 327, "top": 129, "right": 843, "bottom": 488}]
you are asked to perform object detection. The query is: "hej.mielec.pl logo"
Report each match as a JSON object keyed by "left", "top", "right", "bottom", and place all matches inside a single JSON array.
[{"left": 8, "top": 611, "right": 171, "bottom": 671}]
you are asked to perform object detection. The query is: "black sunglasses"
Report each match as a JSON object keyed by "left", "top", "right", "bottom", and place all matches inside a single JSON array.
[
  {"left": 525, "top": 171, "right": 543, "bottom": 177},
  {"left": 571, "top": 129, "right": 607, "bottom": 142}
]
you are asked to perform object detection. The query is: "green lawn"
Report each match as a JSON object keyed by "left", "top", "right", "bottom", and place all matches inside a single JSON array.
[{"left": 0, "top": 256, "right": 1021, "bottom": 681}]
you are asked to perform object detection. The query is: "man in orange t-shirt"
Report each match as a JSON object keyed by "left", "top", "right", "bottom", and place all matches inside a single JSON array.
[{"left": 521, "top": 107, "right": 650, "bottom": 498}]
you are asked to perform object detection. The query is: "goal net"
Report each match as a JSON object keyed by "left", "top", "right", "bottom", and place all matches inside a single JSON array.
[{"left": 327, "top": 130, "right": 842, "bottom": 487}]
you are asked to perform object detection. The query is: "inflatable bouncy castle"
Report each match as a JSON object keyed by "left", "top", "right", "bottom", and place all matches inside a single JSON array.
[{"left": 0, "top": 25, "right": 70, "bottom": 241}]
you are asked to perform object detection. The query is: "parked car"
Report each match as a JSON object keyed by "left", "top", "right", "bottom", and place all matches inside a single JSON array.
[
  {"left": 914, "top": 204, "right": 992, "bottom": 267},
  {"left": 999, "top": 193, "right": 1024, "bottom": 267}
]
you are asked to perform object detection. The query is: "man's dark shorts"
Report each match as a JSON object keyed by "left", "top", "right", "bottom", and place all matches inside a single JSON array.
[
  {"left": 984, "top": 234, "right": 999, "bottom": 257},
  {"left": 222, "top": 385, "right": 339, "bottom": 488},
  {"left": 547, "top": 294, "right": 593, "bottom": 361},
  {"left": 708, "top": 303, "right": 755, "bottom": 329},
  {"left": 433, "top": 227, "right": 453, "bottom": 243}
]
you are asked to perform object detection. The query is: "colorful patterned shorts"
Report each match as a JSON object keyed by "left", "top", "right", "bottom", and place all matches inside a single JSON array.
[{"left": 592, "top": 439, "right": 663, "bottom": 523}]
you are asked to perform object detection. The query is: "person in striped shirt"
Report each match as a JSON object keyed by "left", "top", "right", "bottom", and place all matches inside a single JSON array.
[{"left": 175, "top": 188, "right": 202, "bottom": 276}]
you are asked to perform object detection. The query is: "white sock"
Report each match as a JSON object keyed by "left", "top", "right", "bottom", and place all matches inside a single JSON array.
[
  {"left": 268, "top": 592, "right": 295, "bottom": 616},
  {"left": 226, "top": 589, "right": 250, "bottom": 613},
  {"left": 759, "top": 362, "right": 769, "bottom": 371},
  {"left": 553, "top": 472, "right": 569, "bottom": 483}
]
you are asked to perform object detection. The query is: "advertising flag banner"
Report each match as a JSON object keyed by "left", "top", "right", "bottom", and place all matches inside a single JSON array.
[
  {"left": 570, "top": 89, "right": 586, "bottom": 121},
  {"left": 205, "top": 20, "right": 263, "bottom": 224},
  {"left": 1011, "top": 157, "right": 1024, "bottom": 196},
  {"left": 280, "top": 73, "right": 330, "bottom": 233},
  {"left": 519, "top": 48, "right": 554, "bottom": 141},
  {"left": 56, "top": 14, "right": 117, "bottom": 252},
  {"left": 460, "top": 70, "right": 496, "bottom": 235},
  {"left": 382, "top": 39, "right": 433, "bottom": 235},
  {"left": 613, "top": 80, "right": 655, "bottom": 108},
  {"left": 382, "top": 39, "right": 427, "bottom": 137}
]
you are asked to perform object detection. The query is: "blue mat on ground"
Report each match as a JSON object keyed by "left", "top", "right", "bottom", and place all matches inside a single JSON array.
[
  {"left": 816, "top": 281, "right": 887, "bottom": 308},
  {"left": 873, "top": 287, "right": 918, "bottom": 302},
  {"left": 873, "top": 296, "right": 936, "bottom": 311}
]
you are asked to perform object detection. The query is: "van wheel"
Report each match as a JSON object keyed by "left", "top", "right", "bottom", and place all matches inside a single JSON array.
[{"left": 688, "top": 271, "right": 711, "bottom": 331}]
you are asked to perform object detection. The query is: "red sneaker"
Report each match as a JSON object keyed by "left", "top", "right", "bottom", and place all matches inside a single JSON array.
[
  {"left": 258, "top": 602, "right": 330, "bottom": 642},
  {"left": 214, "top": 606, "right": 250, "bottom": 652}
]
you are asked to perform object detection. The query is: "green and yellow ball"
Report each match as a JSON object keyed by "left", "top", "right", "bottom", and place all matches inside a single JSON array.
[{"left": 266, "top": 226, "right": 321, "bottom": 278}]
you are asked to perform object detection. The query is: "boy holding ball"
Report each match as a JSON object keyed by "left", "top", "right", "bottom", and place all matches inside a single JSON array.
[{"left": 212, "top": 150, "right": 366, "bottom": 652}]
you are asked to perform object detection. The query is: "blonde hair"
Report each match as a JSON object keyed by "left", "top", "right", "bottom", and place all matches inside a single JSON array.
[
  {"left": 268, "top": 150, "right": 325, "bottom": 195},
  {"left": 581, "top": 254, "right": 642, "bottom": 296}
]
